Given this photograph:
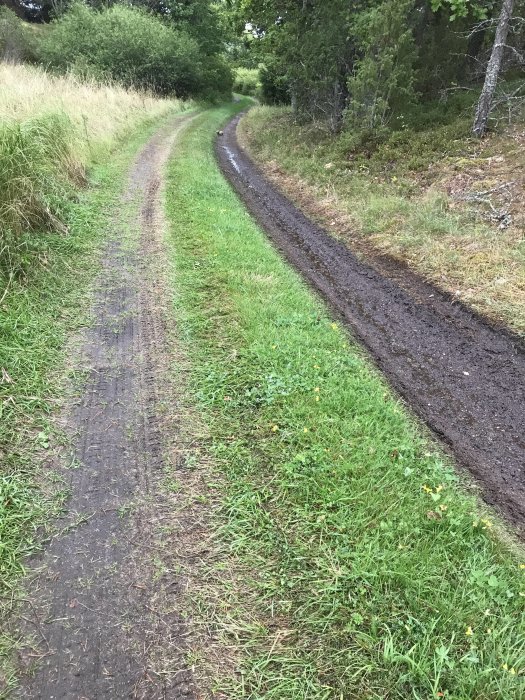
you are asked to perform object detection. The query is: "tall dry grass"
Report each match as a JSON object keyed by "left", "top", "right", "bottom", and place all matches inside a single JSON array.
[
  {"left": 0, "top": 62, "right": 180, "bottom": 157},
  {"left": 0, "top": 62, "right": 183, "bottom": 279}
]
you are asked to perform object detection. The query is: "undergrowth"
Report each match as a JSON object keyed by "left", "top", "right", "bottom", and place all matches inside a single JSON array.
[
  {"left": 0, "top": 113, "right": 79, "bottom": 277},
  {"left": 166, "top": 105, "right": 525, "bottom": 699}
]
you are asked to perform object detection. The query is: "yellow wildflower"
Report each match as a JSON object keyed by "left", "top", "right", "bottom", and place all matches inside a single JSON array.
[
  {"left": 303, "top": 427, "right": 309, "bottom": 433},
  {"left": 314, "top": 387, "right": 320, "bottom": 392},
  {"left": 519, "top": 564, "right": 525, "bottom": 570},
  {"left": 271, "top": 425, "right": 279, "bottom": 432},
  {"left": 510, "top": 668, "right": 517, "bottom": 675},
  {"left": 330, "top": 323, "right": 338, "bottom": 330},
  {"left": 502, "top": 663, "right": 509, "bottom": 670},
  {"left": 422, "top": 485, "right": 432, "bottom": 494},
  {"left": 465, "top": 626, "right": 473, "bottom": 637}
]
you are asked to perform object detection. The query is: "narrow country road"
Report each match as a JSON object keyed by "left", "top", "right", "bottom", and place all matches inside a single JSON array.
[
  {"left": 217, "top": 113, "right": 525, "bottom": 531},
  {"left": 17, "top": 114, "right": 197, "bottom": 699}
]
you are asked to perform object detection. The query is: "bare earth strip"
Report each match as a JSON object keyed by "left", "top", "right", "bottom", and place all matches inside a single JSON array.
[
  {"left": 217, "top": 114, "right": 525, "bottom": 532},
  {"left": 16, "top": 114, "right": 198, "bottom": 699}
]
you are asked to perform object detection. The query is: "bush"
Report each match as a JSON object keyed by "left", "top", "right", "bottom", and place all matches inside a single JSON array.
[
  {"left": 233, "top": 67, "right": 261, "bottom": 98},
  {"left": 37, "top": 3, "right": 232, "bottom": 99},
  {"left": 0, "top": 7, "right": 36, "bottom": 63},
  {"left": 259, "top": 60, "right": 290, "bottom": 106}
]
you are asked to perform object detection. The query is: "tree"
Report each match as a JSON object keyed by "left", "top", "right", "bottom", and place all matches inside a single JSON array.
[{"left": 473, "top": 0, "right": 515, "bottom": 136}]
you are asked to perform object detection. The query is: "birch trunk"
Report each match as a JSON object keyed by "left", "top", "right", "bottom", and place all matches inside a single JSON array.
[{"left": 472, "top": 0, "right": 515, "bottom": 137}]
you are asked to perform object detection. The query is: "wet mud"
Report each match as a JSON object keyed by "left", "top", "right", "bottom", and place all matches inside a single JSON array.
[{"left": 217, "top": 113, "right": 525, "bottom": 532}]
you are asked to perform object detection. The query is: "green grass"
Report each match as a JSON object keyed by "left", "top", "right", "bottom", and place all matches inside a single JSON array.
[
  {"left": 0, "top": 110, "right": 183, "bottom": 690},
  {"left": 166, "top": 105, "right": 525, "bottom": 699},
  {"left": 0, "top": 113, "right": 80, "bottom": 279}
]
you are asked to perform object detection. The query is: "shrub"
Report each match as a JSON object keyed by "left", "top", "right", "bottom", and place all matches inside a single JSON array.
[
  {"left": 0, "top": 7, "right": 36, "bottom": 63},
  {"left": 37, "top": 2, "right": 231, "bottom": 99},
  {"left": 259, "top": 60, "right": 290, "bottom": 106}
]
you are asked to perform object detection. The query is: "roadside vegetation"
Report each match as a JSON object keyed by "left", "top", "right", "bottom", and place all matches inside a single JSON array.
[
  {"left": 166, "top": 104, "right": 525, "bottom": 700},
  {"left": 225, "top": 0, "right": 525, "bottom": 334},
  {"left": 0, "top": 61, "right": 179, "bottom": 280},
  {"left": 238, "top": 102, "right": 525, "bottom": 335},
  {"left": 37, "top": 2, "right": 231, "bottom": 100}
]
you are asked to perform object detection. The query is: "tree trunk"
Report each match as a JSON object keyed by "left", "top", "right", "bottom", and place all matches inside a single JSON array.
[{"left": 472, "top": 0, "right": 515, "bottom": 137}]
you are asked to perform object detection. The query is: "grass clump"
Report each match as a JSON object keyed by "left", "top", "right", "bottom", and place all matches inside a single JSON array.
[
  {"left": 0, "top": 63, "right": 178, "bottom": 157},
  {"left": 0, "top": 113, "right": 79, "bottom": 276},
  {"left": 166, "top": 105, "right": 525, "bottom": 699},
  {"left": 0, "top": 61, "right": 180, "bottom": 282},
  {"left": 238, "top": 105, "right": 525, "bottom": 334}
]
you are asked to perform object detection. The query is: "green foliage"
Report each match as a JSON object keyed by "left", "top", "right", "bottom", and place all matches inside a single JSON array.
[
  {"left": 37, "top": 2, "right": 232, "bottom": 98},
  {"left": 227, "top": 0, "right": 514, "bottom": 133},
  {"left": 431, "top": 0, "right": 493, "bottom": 20},
  {"left": 259, "top": 59, "right": 290, "bottom": 105},
  {"left": 233, "top": 66, "right": 261, "bottom": 98},
  {"left": 346, "top": 0, "right": 418, "bottom": 130},
  {"left": 0, "top": 6, "right": 36, "bottom": 62},
  {"left": 0, "top": 113, "right": 78, "bottom": 280}
]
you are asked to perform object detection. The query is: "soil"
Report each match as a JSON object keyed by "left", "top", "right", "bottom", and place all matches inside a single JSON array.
[
  {"left": 15, "top": 113, "right": 199, "bottom": 699},
  {"left": 217, "top": 114, "right": 525, "bottom": 532}
]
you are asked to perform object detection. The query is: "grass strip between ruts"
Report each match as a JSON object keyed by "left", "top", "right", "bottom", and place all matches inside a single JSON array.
[{"left": 166, "top": 103, "right": 525, "bottom": 699}]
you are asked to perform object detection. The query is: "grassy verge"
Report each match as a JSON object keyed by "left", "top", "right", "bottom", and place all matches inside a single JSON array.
[
  {"left": 238, "top": 106, "right": 525, "bottom": 335},
  {"left": 166, "top": 105, "right": 525, "bottom": 699},
  {"left": 0, "top": 111, "right": 185, "bottom": 690},
  {"left": 0, "top": 61, "right": 182, "bottom": 279}
]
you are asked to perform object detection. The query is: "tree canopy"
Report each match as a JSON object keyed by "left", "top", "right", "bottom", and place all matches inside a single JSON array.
[{"left": 226, "top": 0, "right": 524, "bottom": 135}]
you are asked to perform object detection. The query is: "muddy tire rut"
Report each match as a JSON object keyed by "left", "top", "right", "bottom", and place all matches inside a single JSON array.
[
  {"left": 16, "top": 114, "right": 198, "bottom": 699},
  {"left": 217, "top": 114, "right": 525, "bottom": 532}
]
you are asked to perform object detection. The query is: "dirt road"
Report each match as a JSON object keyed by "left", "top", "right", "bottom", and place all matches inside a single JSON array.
[
  {"left": 16, "top": 114, "right": 197, "bottom": 699},
  {"left": 217, "top": 113, "right": 525, "bottom": 531}
]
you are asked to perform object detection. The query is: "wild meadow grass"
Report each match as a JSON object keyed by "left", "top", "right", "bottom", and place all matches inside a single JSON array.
[
  {"left": 0, "top": 63, "right": 178, "bottom": 158},
  {"left": 166, "top": 105, "right": 525, "bottom": 699},
  {"left": 0, "top": 62, "right": 181, "bottom": 280},
  {"left": 238, "top": 106, "right": 525, "bottom": 335}
]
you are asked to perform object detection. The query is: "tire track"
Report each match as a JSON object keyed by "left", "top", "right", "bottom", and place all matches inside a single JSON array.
[
  {"left": 16, "top": 113, "right": 197, "bottom": 699},
  {"left": 217, "top": 113, "right": 525, "bottom": 531}
]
